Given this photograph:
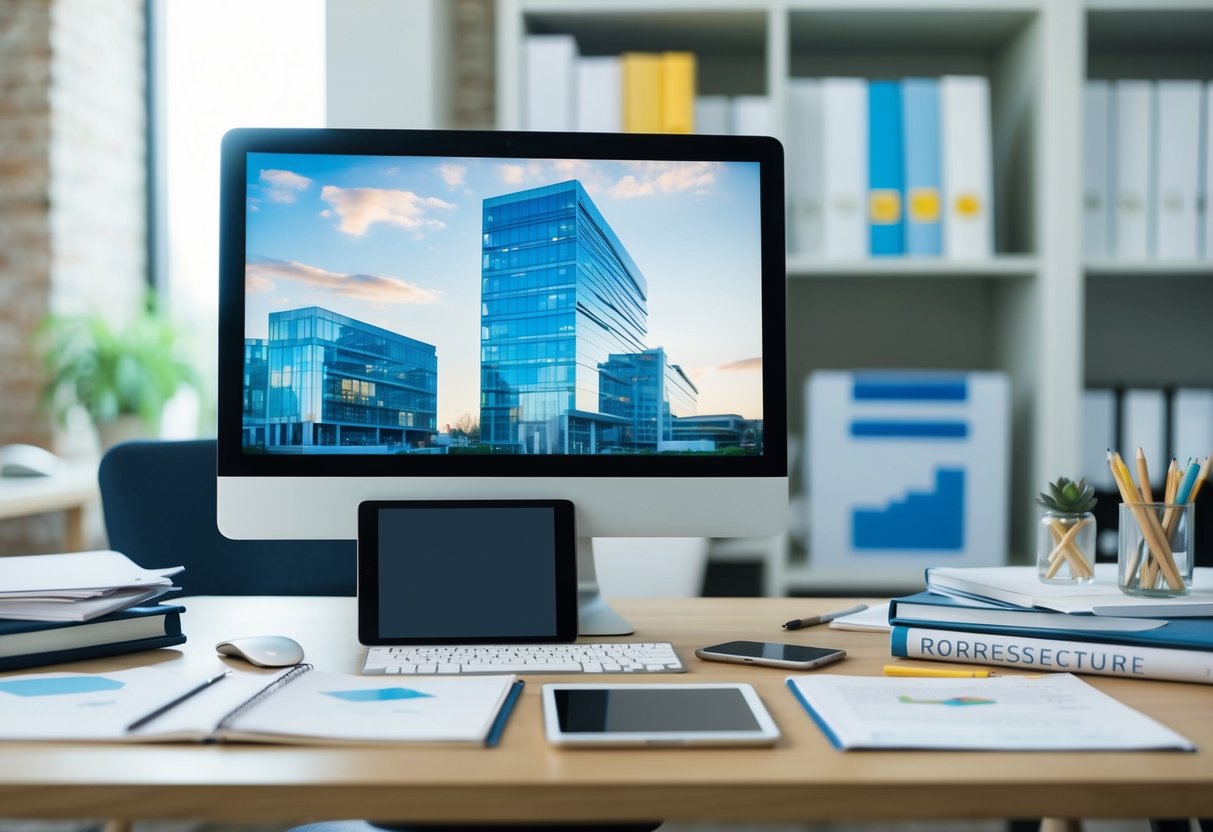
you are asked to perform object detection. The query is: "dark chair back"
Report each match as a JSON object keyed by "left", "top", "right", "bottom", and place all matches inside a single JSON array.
[{"left": 99, "top": 439, "right": 356, "bottom": 596}]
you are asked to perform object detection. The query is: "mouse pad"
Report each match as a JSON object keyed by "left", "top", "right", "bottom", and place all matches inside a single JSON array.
[{"left": 357, "top": 499, "right": 578, "bottom": 645}]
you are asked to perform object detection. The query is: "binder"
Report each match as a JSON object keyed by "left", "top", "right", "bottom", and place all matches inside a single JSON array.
[
  {"left": 868, "top": 79, "right": 905, "bottom": 256},
  {"left": 694, "top": 95, "right": 731, "bottom": 135},
  {"left": 524, "top": 35, "right": 577, "bottom": 131},
  {"left": 621, "top": 53, "right": 662, "bottom": 133},
  {"left": 1154, "top": 80, "right": 1202, "bottom": 259},
  {"left": 940, "top": 75, "right": 993, "bottom": 259},
  {"left": 1113, "top": 80, "right": 1154, "bottom": 258},
  {"left": 1203, "top": 81, "right": 1213, "bottom": 258},
  {"left": 575, "top": 56, "right": 621, "bottom": 133},
  {"left": 1081, "top": 388, "right": 1117, "bottom": 492},
  {"left": 1121, "top": 388, "right": 1166, "bottom": 490},
  {"left": 730, "top": 95, "right": 773, "bottom": 136},
  {"left": 822, "top": 77, "right": 868, "bottom": 259},
  {"left": 901, "top": 77, "right": 943, "bottom": 257},
  {"left": 1083, "top": 81, "right": 1112, "bottom": 260},
  {"left": 1172, "top": 388, "right": 1213, "bottom": 463},
  {"left": 786, "top": 79, "right": 824, "bottom": 256},
  {"left": 659, "top": 52, "right": 696, "bottom": 134}
]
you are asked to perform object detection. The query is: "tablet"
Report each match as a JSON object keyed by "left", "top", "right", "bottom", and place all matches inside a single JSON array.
[
  {"left": 358, "top": 499, "right": 578, "bottom": 644},
  {"left": 542, "top": 683, "right": 780, "bottom": 747}
]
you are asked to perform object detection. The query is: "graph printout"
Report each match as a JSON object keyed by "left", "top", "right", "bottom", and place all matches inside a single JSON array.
[{"left": 807, "top": 371, "right": 1009, "bottom": 576}]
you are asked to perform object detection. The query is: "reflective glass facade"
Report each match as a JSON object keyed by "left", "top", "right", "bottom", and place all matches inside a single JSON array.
[
  {"left": 242, "top": 339, "right": 268, "bottom": 446},
  {"left": 246, "top": 307, "right": 437, "bottom": 450},
  {"left": 481, "top": 179, "right": 682, "bottom": 454},
  {"left": 599, "top": 348, "right": 698, "bottom": 449}
]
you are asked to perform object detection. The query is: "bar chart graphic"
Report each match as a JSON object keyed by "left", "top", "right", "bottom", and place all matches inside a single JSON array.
[{"left": 807, "top": 371, "right": 1009, "bottom": 580}]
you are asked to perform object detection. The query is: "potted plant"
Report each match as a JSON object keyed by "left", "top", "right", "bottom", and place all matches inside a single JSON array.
[
  {"left": 38, "top": 300, "right": 200, "bottom": 450},
  {"left": 1035, "top": 476, "right": 1098, "bottom": 584}
]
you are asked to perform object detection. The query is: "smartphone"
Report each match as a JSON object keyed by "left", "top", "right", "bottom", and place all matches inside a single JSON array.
[{"left": 694, "top": 640, "right": 846, "bottom": 671}]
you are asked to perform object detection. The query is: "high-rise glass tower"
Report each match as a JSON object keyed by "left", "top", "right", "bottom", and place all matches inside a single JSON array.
[{"left": 480, "top": 179, "right": 695, "bottom": 454}]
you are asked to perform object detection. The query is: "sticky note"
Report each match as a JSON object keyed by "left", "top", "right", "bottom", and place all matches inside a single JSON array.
[
  {"left": 323, "top": 687, "right": 434, "bottom": 703},
  {"left": 0, "top": 676, "right": 125, "bottom": 697}
]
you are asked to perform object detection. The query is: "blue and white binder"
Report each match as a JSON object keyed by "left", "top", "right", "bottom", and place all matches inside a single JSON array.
[
  {"left": 868, "top": 80, "right": 905, "bottom": 256},
  {"left": 807, "top": 371, "right": 1010, "bottom": 580},
  {"left": 901, "top": 77, "right": 942, "bottom": 256}
]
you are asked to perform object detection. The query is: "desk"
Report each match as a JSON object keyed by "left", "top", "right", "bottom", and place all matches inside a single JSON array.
[
  {"left": 0, "top": 462, "right": 99, "bottom": 551},
  {"left": 1, "top": 596, "right": 1210, "bottom": 825}
]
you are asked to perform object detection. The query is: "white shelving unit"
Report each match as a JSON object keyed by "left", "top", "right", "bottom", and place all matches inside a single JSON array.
[{"left": 495, "top": 0, "right": 1213, "bottom": 594}]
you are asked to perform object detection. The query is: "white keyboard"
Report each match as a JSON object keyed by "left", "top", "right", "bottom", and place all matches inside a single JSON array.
[{"left": 362, "top": 642, "right": 685, "bottom": 675}]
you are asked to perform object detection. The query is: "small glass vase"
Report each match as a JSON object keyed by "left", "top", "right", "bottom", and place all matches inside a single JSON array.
[{"left": 1037, "top": 511, "right": 1096, "bottom": 584}]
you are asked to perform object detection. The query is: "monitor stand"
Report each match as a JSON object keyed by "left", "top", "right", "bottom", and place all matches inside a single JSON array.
[{"left": 576, "top": 538, "right": 633, "bottom": 636}]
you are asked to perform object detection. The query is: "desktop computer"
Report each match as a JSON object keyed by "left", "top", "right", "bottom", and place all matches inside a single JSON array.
[{"left": 215, "top": 128, "right": 787, "bottom": 634}]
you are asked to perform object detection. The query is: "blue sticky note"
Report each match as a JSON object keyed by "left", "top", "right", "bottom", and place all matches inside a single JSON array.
[
  {"left": 0, "top": 676, "right": 125, "bottom": 697},
  {"left": 324, "top": 687, "right": 434, "bottom": 703}
]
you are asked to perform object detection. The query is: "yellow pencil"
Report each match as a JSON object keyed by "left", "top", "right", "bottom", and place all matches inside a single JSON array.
[
  {"left": 1136, "top": 446, "right": 1154, "bottom": 502},
  {"left": 1190, "top": 455, "right": 1211, "bottom": 502},
  {"left": 883, "top": 665, "right": 993, "bottom": 678}
]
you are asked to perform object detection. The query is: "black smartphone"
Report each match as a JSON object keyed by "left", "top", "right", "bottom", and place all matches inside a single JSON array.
[{"left": 694, "top": 640, "right": 846, "bottom": 671}]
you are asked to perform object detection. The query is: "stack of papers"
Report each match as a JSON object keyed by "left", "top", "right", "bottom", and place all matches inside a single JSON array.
[{"left": 0, "top": 550, "right": 182, "bottom": 622}]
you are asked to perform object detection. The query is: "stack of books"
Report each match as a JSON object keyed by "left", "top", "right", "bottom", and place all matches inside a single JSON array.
[
  {"left": 0, "top": 550, "right": 185, "bottom": 671},
  {"left": 889, "top": 564, "right": 1213, "bottom": 685}
]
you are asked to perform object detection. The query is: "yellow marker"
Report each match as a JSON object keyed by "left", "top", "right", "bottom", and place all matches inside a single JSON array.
[{"left": 883, "top": 664, "right": 991, "bottom": 679}]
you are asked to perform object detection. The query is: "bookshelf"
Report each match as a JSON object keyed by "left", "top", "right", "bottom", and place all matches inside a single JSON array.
[{"left": 495, "top": 0, "right": 1212, "bottom": 594}]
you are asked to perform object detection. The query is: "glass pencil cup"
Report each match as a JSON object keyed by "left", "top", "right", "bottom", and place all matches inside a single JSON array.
[
  {"left": 1036, "top": 511, "right": 1096, "bottom": 584},
  {"left": 1118, "top": 502, "right": 1194, "bottom": 597}
]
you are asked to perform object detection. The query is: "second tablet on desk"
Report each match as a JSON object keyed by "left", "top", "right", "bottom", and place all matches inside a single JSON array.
[{"left": 542, "top": 683, "right": 780, "bottom": 747}]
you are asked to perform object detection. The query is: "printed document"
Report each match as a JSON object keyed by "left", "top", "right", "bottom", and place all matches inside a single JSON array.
[{"left": 787, "top": 673, "right": 1193, "bottom": 751}]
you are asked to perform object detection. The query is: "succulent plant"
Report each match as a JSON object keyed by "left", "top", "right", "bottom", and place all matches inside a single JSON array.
[{"left": 1036, "top": 476, "right": 1097, "bottom": 514}]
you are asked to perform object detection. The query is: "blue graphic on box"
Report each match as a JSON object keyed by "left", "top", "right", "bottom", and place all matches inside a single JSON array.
[
  {"left": 853, "top": 468, "right": 965, "bottom": 550},
  {"left": 324, "top": 687, "right": 435, "bottom": 703}
]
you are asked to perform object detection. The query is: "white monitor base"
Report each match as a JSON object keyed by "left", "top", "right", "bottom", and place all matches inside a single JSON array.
[{"left": 576, "top": 538, "right": 633, "bottom": 636}]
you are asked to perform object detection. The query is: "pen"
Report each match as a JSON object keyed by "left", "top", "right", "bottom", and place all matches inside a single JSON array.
[
  {"left": 883, "top": 664, "right": 992, "bottom": 678},
  {"left": 782, "top": 603, "right": 868, "bottom": 630},
  {"left": 126, "top": 671, "right": 229, "bottom": 732}
]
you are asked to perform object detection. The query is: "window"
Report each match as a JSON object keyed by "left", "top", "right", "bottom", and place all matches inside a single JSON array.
[{"left": 153, "top": 0, "right": 325, "bottom": 403}]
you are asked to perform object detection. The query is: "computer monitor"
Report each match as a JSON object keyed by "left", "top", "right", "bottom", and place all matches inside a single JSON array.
[{"left": 216, "top": 128, "right": 787, "bottom": 634}]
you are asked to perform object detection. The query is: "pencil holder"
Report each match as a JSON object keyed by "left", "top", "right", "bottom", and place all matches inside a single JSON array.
[
  {"left": 1036, "top": 510, "right": 1096, "bottom": 584},
  {"left": 1118, "top": 502, "right": 1194, "bottom": 597}
]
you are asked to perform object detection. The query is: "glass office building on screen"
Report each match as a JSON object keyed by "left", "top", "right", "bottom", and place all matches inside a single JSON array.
[{"left": 240, "top": 152, "right": 765, "bottom": 457}]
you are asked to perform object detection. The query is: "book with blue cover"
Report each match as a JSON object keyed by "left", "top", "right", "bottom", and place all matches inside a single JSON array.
[
  {"left": 888, "top": 591, "right": 1213, "bottom": 651},
  {"left": 0, "top": 604, "right": 185, "bottom": 671},
  {"left": 901, "top": 77, "right": 942, "bottom": 256},
  {"left": 868, "top": 79, "right": 904, "bottom": 256}
]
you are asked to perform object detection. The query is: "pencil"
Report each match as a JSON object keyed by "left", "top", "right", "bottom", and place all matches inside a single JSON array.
[
  {"left": 883, "top": 665, "right": 992, "bottom": 678},
  {"left": 1191, "top": 455, "right": 1211, "bottom": 502},
  {"left": 1110, "top": 451, "right": 1183, "bottom": 591},
  {"left": 1136, "top": 446, "right": 1154, "bottom": 503}
]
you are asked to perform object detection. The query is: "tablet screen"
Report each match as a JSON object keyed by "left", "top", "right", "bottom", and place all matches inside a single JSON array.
[
  {"left": 358, "top": 499, "right": 578, "bottom": 644},
  {"left": 543, "top": 683, "right": 780, "bottom": 746}
]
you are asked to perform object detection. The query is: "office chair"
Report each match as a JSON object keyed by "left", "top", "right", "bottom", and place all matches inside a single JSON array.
[{"left": 98, "top": 439, "right": 356, "bottom": 596}]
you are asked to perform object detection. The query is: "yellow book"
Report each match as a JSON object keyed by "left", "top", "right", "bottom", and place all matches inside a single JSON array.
[
  {"left": 621, "top": 53, "right": 662, "bottom": 133},
  {"left": 659, "top": 52, "right": 696, "bottom": 134}
]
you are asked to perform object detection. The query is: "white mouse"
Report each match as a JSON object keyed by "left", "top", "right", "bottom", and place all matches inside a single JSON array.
[
  {"left": 215, "top": 635, "right": 305, "bottom": 668},
  {"left": 0, "top": 444, "right": 64, "bottom": 477}
]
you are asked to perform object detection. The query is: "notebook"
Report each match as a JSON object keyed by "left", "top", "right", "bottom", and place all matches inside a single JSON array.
[{"left": 0, "top": 665, "right": 522, "bottom": 746}]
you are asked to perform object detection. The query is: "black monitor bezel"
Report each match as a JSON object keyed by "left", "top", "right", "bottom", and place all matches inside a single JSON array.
[{"left": 218, "top": 127, "right": 786, "bottom": 479}]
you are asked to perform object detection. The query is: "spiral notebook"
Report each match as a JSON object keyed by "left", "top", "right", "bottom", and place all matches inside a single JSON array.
[{"left": 0, "top": 665, "right": 522, "bottom": 746}]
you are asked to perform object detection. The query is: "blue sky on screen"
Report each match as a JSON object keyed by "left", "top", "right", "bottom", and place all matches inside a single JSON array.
[{"left": 244, "top": 153, "right": 764, "bottom": 427}]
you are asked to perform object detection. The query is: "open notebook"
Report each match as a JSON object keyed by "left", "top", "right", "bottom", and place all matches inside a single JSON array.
[{"left": 0, "top": 665, "right": 522, "bottom": 746}]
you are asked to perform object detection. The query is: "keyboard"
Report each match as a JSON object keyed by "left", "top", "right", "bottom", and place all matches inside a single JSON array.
[{"left": 361, "top": 642, "right": 685, "bottom": 675}]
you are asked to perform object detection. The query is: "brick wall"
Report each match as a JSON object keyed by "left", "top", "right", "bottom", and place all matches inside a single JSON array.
[{"left": 0, "top": 0, "right": 145, "bottom": 553}]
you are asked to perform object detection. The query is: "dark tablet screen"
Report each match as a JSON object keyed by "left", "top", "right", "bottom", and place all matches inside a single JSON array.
[{"left": 358, "top": 499, "right": 577, "bottom": 644}]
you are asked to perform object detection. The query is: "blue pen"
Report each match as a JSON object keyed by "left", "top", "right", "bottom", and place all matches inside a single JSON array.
[{"left": 1175, "top": 459, "right": 1201, "bottom": 505}]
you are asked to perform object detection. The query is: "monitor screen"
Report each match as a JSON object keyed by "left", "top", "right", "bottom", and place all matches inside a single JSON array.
[{"left": 219, "top": 129, "right": 785, "bottom": 480}]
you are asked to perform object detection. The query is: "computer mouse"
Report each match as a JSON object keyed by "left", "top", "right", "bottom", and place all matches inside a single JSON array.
[
  {"left": 0, "top": 443, "right": 64, "bottom": 477},
  {"left": 215, "top": 635, "right": 305, "bottom": 668}
]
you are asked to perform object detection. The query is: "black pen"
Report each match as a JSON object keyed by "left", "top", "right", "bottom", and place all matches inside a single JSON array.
[
  {"left": 782, "top": 604, "right": 868, "bottom": 630},
  {"left": 126, "top": 671, "right": 230, "bottom": 732}
]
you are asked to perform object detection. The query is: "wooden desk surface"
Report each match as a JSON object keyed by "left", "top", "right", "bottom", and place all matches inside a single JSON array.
[{"left": 1, "top": 596, "right": 1210, "bottom": 825}]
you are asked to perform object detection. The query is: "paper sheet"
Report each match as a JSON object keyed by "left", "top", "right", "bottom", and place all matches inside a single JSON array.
[{"left": 787, "top": 673, "right": 1193, "bottom": 751}]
